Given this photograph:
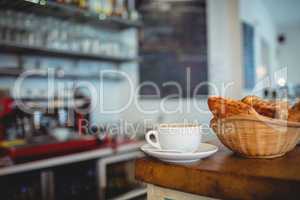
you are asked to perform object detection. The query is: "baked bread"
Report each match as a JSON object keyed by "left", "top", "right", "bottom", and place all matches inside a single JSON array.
[
  {"left": 291, "top": 100, "right": 300, "bottom": 111},
  {"left": 241, "top": 95, "right": 261, "bottom": 105},
  {"left": 288, "top": 101, "right": 300, "bottom": 122},
  {"left": 241, "top": 96, "right": 289, "bottom": 120},
  {"left": 208, "top": 96, "right": 257, "bottom": 118}
]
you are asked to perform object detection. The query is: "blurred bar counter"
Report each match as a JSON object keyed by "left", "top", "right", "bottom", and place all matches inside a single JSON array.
[
  {"left": 0, "top": 137, "right": 142, "bottom": 173},
  {"left": 0, "top": 138, "right": 145, "bottom": 200}
]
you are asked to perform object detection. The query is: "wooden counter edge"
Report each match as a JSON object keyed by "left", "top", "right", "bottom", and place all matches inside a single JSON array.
[{"left": 135, "top": 158, "right": 300, "bottom": 200}]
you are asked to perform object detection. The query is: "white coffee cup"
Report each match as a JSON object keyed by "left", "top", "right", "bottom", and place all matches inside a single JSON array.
[{"left": 145, "top": 123, "right": 202, "bottom": 152}]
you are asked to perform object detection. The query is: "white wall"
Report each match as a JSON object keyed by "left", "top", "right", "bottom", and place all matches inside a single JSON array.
[
  {"left": 240, "top": 0, "right": 280, "bottom": 91},
  {"left": 207, "top": 0, "right": 243, "bottom": 98},
  {"left": 277, "top": 26, "right": 300, "bottom": 85}
]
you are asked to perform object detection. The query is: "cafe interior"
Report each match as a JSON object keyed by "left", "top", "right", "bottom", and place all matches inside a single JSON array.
[{"left": 0, "top": 0, "right": 300, "bottom": 199}]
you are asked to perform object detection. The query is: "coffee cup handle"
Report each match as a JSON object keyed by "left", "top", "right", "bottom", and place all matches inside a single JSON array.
[{"left": 145, "top": 130, "right": 160, "bottom": 149}]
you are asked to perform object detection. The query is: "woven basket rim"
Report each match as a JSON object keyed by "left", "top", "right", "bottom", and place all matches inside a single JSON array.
[{"left": 216, "top": 114, "right": 300, "bottom": 128}]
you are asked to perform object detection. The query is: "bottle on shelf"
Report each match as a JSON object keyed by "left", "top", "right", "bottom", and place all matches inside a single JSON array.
[
  {"left": 113, "top": 0, "right": 125, "bottom": 17},
  {"left": 88, "top": 0, "right": 101, "bottom": 14},
  {"left": 101, "top": 0, "right": 114, "bottom": 16},
  {"left": 79, "top": 0, "right": 87, "bottom": 9},
  {"left": 127, "top": 0, "right": 139, "bottom": 20}
]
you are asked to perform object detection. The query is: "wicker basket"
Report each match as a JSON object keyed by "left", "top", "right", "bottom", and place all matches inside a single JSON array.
[{"left": 210, "top": 114, "right": 300, "bottom": 158}]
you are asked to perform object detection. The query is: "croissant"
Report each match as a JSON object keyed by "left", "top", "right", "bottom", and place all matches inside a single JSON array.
[
  {"left": 291, "top": 100, "right": 300, "bottom": 111},
  {"left": 288, "top": 101, "right": 300, "bottom": 122},
  {"left": 241, "top": 96, "right": 289, "bottom": 120},
  {"left": 208, "top": 96, "right": 257, "bottom": 118}
]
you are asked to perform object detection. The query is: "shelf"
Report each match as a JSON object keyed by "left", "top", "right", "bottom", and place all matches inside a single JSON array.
[
  {"left": 0, "top": 144, "right": 114, "bottom": 176},
  {"left": 21, "top": 99, "right": 89, "bottom": 109},
  {"left": 0, "top": 67, "right": 124, "bottom": 81},
  {"left": 14, "top": 97, "right": 88, "bottom": 101},
  {"left": 0, "top": 0, "right": 142, "bottom": 30},
  {"left": 109, "top": 187, "right": 147, "bottom": 200},
  {"left": 13, "top": 98, "right": 90, "bottom": 109},
  {"left": 0, "top": 42, "right": 138, "bottom": 64}
]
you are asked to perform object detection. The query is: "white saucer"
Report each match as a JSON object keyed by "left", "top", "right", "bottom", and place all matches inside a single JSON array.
[{"left": 140, "top": 143, "right": 218, "bottom": 164}]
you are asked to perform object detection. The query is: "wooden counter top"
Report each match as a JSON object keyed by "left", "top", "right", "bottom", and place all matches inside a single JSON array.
[{"left": 135, "top": 140, "right": 300, "bottom": 200}]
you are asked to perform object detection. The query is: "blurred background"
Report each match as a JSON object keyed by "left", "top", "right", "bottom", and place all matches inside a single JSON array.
[{"left": 0, "top": 0, "right": 299, "bottom": 199}]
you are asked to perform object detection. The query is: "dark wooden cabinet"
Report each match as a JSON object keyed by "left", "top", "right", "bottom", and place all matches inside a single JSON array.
[{"left": 0, "top": 171, "right": 42, "bottom": 200}]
